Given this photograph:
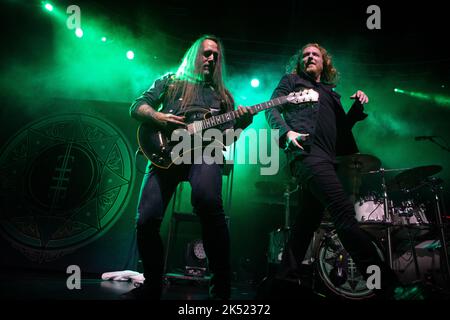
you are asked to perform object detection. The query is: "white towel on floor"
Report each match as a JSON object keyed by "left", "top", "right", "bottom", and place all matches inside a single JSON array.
[{"left": 101, "top": 270, "right": 145, "bottom": 283}]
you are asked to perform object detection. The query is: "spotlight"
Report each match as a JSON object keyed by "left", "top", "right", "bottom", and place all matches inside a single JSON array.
[
  {"left": 43, "top": 2, "right": 53, "bottom": 12},
  {"left": 75, "top": 28, "right": 83, "bottom": 38},
  {"left": 126, "top": 50, "right": 135, "bottom": 60},
  {"left": 250, "top": 78, "right": 260, "bottom": 88}
]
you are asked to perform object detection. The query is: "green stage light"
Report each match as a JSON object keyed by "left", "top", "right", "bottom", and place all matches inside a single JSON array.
[
  {"left": 101, "top": 37, "right": 107, "bottom": 42},
  {"left": 75, "top": 28, "right": 83, "bottom": 38},
  {"left": 435, "top": 95, "right": 450, "bottom": 106},
  {"left": 43, "top": 2, "right": 53, "bottom": 12},
  {"left": 250, "top": 78, "right": 260, "bottom": 88},
  {"left": 394, "top": 88, "right": 450, "bottom": 106},
  {"left": 126, "top": 50, "right": 135, "bottom": 60}
]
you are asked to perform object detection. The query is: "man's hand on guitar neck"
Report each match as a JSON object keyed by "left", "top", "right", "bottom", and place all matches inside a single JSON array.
[{"left": 234, "top": 106, "right": 253, "bottom": 130}]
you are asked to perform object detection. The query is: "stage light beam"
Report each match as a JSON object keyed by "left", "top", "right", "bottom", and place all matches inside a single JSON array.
[{"left": 394, "top": 88, "right": 450, "bottom": 106}]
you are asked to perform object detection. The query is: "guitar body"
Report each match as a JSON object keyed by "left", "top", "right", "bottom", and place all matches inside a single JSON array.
[
  {"left": 137, "top": 108, "right": 224, "bottom": 169},
  {"left": 136, "top": 89, "right": 319, "bottom": 169}
]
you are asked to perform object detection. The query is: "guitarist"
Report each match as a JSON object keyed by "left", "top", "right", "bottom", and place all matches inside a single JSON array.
[
  {"left": 265, "top": 43, "right": 406, "bottom": 299},
  {"left": 125, "top": 35, "right": 252, "bottom": 300}
]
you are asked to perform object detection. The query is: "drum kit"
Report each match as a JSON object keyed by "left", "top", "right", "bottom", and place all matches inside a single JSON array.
[
  {"left": 339, "top": 156, "right": 442, "bottom": 232},
  {"left": 334, "top": 154, "right": 449, "bottom": 298},
  {"left": 258, "top": 153, "right": 450, "bottom": 299}
]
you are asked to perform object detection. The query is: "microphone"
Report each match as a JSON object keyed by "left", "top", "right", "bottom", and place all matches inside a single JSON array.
[{"left": 414, "top": 136, "right": 437, "bottom": 141}]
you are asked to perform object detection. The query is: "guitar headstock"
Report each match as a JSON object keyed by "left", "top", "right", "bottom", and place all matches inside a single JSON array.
[{"left": 286, "top": 89, "right": 319, "bottom": 104}]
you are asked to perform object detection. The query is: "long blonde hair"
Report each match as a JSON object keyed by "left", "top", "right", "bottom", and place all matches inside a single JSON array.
[{"left": 166, "top": 35, "right": 233, "bottom": 112}]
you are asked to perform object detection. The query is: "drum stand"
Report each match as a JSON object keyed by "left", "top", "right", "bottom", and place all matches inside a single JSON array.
[
  {"left": 427, "top": 177, "right": 450, "bottom": 287},
  {"left": 405, "top": 220, "right": 423, "bottom": 280},
  {"left": 379, "top": 167, "right": 395, "bottom": 268},
  {"left": 381, "top": 168, "right": 427, "bottom": 282},
  {"left": 378, "top": 167, "right": 422, "bottom": 274}
]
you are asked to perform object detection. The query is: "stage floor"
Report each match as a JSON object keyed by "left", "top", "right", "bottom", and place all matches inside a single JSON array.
[
  {"left": 0, "top": 268, "right": 448, "bottom": 301},
  {"left": 0, "top": 269, "right": 261, "bottom": 300}
]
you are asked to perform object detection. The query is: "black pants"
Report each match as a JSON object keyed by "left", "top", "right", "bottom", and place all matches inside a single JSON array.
[
  {"left": 281, "top": 156, "right": 397, "bottom": 287},
  {"left": 135, "top": 160, "right": 230, "bottom": 296}
]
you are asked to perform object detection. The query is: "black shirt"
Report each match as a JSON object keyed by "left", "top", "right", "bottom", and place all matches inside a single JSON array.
[
  {"left": 310, "top": 82, "right": 338, "bottom": 162},
  {"left": 266, "top": 72, "right": 367, "bottom": 166}
]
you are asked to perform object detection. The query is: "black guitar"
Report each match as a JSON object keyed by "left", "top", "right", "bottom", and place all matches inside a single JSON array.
[{"left": 137, "top": 89, "right": 319, "bottom": 169}]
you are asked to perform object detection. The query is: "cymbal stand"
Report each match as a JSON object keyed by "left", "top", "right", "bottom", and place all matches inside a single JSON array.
[
  {"left": 427, "top": 177, "right": 450, "bottom": 287},
  {"left": 380, "top": 167, "right": 394, "bottom": 268}
]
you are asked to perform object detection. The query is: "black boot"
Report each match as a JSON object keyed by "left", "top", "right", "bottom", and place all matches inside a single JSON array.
[
  {"left": 209, "top": 272, "right": 231, "bottom": 300},
  {"left": 122, "top": 219, "right": 164, "bottom": 300},
  {"left": 199, "top": 214, "right": 231, "bottom": 300}
]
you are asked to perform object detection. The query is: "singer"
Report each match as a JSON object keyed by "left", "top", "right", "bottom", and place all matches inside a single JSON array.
[{"left": 265, "top": 43, "right": 422, "bottom": 300}]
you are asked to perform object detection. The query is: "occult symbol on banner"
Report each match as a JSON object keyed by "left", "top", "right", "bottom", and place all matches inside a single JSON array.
[{"left": 0, "top": 114, "right": 134, "bottom": 262}]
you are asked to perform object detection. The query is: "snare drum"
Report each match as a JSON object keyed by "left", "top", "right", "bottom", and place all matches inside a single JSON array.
[{"left": 354, "top": 196, "right": 386, "bottom": 223}]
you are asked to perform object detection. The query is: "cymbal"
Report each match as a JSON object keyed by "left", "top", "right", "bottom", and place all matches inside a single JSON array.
[
  {"left": 337, "top": 154, "right": 381, "bottom": 173},
  {"left": 387, "top": 165, "right": 442, "bottom": 191}
]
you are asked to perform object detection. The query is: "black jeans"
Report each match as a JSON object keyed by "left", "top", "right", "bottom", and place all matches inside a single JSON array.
[
  {"left": 281, "top": 156, "right": 397, "bottom": 287},
  {"left": 135, "top": 160, "right": 230, "bottom": 297}
]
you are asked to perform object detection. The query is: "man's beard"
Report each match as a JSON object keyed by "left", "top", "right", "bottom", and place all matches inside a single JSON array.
[
  {"left": 203, "top": 68, "right": 213, "bottom": 82},
  {"left": 305, "top": 65, "right": 321, "bottom": 80}
]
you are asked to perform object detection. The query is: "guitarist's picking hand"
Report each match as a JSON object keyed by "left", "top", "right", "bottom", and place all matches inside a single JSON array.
[{"left": 154, "top": 112, "right": 186, "bottom": 126}]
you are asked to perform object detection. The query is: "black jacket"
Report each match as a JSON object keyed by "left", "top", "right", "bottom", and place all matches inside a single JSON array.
[{"left": 265, "top": 72, "right": 368, "bottom": 163}]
